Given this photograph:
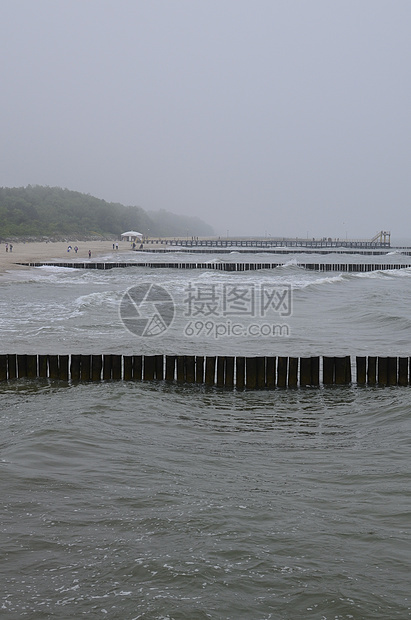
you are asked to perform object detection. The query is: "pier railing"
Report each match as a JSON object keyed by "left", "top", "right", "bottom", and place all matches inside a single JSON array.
[{"left": 0, "top": 354, "right": 409, "bottom": 387}]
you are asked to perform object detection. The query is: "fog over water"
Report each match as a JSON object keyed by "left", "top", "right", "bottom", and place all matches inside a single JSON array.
[{"left": 1, "top": 0, "right": 410, "bottom": 237}]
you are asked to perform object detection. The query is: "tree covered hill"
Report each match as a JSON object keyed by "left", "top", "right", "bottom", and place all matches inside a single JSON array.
[{"left": 0, "top": 185, "right": 214, "bottom": 238}]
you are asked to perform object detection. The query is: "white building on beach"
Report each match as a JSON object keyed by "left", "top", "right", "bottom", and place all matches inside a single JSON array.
[{"left": 121, "top": 230, "right": 143, "bottom": 242}]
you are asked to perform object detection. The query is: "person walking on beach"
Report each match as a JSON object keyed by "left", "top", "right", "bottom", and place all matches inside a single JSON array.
[
  {"left": 88, "top": 250, "right": 91, "bottom": 258},
  {"left": 9, "top": 244, "right": 13, "bottom": 252},
  {"left": 5, "top": 243, "right": 8, "bottom": 252}
]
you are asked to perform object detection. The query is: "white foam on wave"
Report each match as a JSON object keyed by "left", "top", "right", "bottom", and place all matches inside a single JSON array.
[{"left": 74, "top": 290, "right": 121, "bottom": 312}]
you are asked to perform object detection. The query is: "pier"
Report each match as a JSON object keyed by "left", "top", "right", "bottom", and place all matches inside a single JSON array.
[
  {"left": 0, "top": 354, "right": 409, "bottom": 387},
  {"left": 141, "top": 231, "right": 391, "bottom": 250}
]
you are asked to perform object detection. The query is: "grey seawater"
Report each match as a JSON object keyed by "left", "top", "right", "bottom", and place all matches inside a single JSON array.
[
  {"left": 1, "top": 251, "right": 411, "bottom": 619},
  {"left": 1, "top": 382, "right": 411, "bottom": 619}
]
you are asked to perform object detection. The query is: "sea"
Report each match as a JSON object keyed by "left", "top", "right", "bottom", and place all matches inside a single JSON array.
[{"left": 1, "top": 247, "right": 411, "bottom": 619}]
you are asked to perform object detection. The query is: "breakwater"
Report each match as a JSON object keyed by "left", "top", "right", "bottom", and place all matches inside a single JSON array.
[
  {"left": 16, "top": 261, "right": 411, "bottom": 272},
  {"left": 0, "top": 354, "right": 409, "bottom": 387}
]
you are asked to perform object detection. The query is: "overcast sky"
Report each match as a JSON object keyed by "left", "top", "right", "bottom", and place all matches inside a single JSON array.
[{"left": 1, "top": 0, "right": 410, "bottom": 238}]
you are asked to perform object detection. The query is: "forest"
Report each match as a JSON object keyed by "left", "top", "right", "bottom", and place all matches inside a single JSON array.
[{"left": 0, "top": 185, "right": 214, "bottom": 238}]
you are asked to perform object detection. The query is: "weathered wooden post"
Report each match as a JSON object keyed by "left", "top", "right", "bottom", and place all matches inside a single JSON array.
[
  {"left": 176, "top": 355, "right": 185, "bottom": 382},
  {"left": 266, "top": 357, "right": 276, "bottom": 388},
  {"left": 155, "top": 355, "right": 164, "bottom": 380},
  {"left": 398, "top": 357, "right": 408, "bottom": 386},
  {"left": 256, "top": 357, "right": 266, "bottom": 389},
  {"left": 387, "top": 357, "right": 398, "bottom": 386},
  {"left": 288, "top": 357, "right": 298, "bottom": 387},
  {"left": 112, "top": 354, "right": 122, "bottom": 380},
  {"left": 356, "top": 357, "right": 366, "bottom": 385},
  {"left": 345, "top": 355, "right": 352, "bottom": 383},
  {"left": 246, "top": 357, "right": 257, "bottom": 390},
  {"left": 378, "top": 357, "right": 388, "bottom": 385},
  {"left": 236, "top": 356, "right": 245, "bottom": 389},
  {"left": 323, "top": 356, "right": 335, "bottom": 385},
  {"left": 8, "top": 354, "right": 17, "bottom": 380},
  {"left": 143, "top": 355, "right": 156, "bottom": 381},
  {"left": 38, "top": 355, "right": 48, "bottom": 378},
  {"left": 216, "top": 356, "right": 225, "bottom": 387},
  {"left": 205, "top": 356, "right": 216, "bottom": 386},
  {"left": 102, "top": 354, "right": 112, "bottom": 380},
  {"left": 80, "top": 355, "right": 91, "bottom": 381},
  {"left": 165, "top": 355, "right": 176, "bottom": 381},
  {"left": 91, "top": 354, "right": 103, "bottom": 381},
  {"left": 26, "top": 355, "right": 37, "bottom": 378},
  {"left": 335, "top": 356, "right": 348, "bottom": 385},
  {"left": 311, "top": 357, "right": 320, "bottom": 386},
  {"left": 299, "top": 357, "right": 312, "bottom": 386},
  {"left": 123, "top": 355, "right": 133, "bottom": 381},
  {"left": 48, "top": 355, "right": 59, "bottom": 380},
  {"left": 59, "top": 355, "right": 69, "bottom": 381},
  {"left": 133, "top": 355, "right": 142, "bottom": 380},
  {"left": 17, "top": 354, "right": 27, "bottom": 378},
  {"left": 0, "top": 355, "right": 7, "bottom": 381},
  {"left": 367, "top": 356, "right": 377, "bottom": 384},
  {"left": 277, "top": 357, "right": 288, "bottom": 387},
  {"left": 225, "top": 356, "right": 234, "bottom": 388},
  {"left": 185, "top": 356, "right": 195, "bottom": 383},
  {"left": 195, "top": 356, "right": 204, "bottom": 383},
  {"left": 70, "top": 354, "right": 81, "bottom": 381}
]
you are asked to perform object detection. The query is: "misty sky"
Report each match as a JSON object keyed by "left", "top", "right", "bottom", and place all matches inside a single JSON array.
[{"left": 1, "top": 0, "right": 410, "bottom": 239}]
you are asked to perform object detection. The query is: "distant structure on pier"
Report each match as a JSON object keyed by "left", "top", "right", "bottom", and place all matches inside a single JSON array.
[{"left": 141, "top": 231, "right": 391, "bottom": 250}]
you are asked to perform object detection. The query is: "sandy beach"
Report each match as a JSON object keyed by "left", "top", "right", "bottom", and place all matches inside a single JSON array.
[{"left": 0, "top": 240, "right": 134, "bottom": 275}]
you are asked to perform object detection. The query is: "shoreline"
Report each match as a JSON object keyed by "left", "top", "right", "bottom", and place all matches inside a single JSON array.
[{"left": 0, "top": 240, "right": 134, "bottom": 276}]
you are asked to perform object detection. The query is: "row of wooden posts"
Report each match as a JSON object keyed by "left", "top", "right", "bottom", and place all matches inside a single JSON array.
[
  {"left": 18, "top": 261, "right": 411, "bottom": 272},
  {"left": 0, "top": 354, "right": 409, "bottom": 387}
]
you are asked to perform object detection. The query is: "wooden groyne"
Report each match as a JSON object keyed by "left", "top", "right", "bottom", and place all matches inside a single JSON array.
[
  {"left": 0, "top": 354, "right": 409, "bottom": 387},
  {"left": 17, "top": 261, "right": 411, "bottom": 272}
]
